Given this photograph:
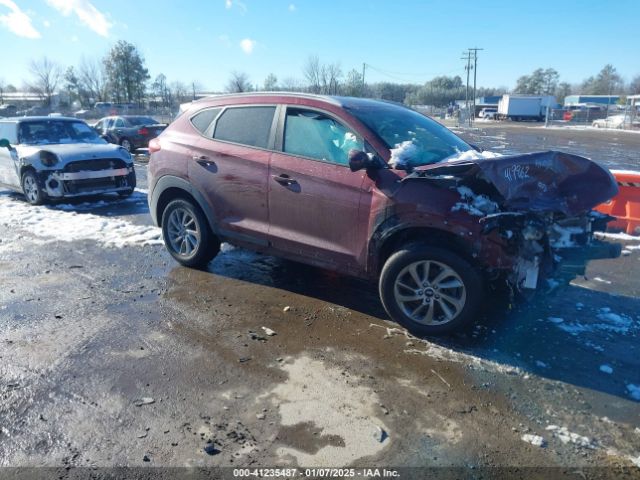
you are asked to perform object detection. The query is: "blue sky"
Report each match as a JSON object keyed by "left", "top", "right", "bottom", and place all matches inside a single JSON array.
[{"left": 1, "top": 0, "right": 638, "bottom": 92}]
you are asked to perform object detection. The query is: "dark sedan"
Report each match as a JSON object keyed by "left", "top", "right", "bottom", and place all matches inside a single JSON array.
[{"left": 94, "top": 115, "right": 167, "bottom": 152}]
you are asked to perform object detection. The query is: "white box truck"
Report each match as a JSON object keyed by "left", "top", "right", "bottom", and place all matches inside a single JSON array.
[{"left": 498, "top": 95, "right": 556, "bottom": 121}]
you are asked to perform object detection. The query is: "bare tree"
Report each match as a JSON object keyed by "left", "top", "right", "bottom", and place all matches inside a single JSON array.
[
  {"left": 343, "top": 69, "right": 364, "bottom": 97},
  {"left": 225, "top": 71, "right": 252, "bottom": 93},
  {"left": 171, "top": 81, "right": 190, "bottom": 104},
  {"left": 151, "top": 74, "right": 172, "bottom": 108},
  {"left": 263, "top": 73, "right": 278, "bottom": 91},
  {"left": 321, "top": 62, "right": 342, "bottom": 94},
  {"left": 629, "top": 74, "right": 640, "bottom": 95},
  {"left": 27, "top": 57, "right": 63, "bottom": 107},
  {"left": 78, "top": 57, "right": 108, "bottom": 103},
  {"left": 303, "top": 55, "right": 321, "bottom": 93},
  {"left": 280, "top": 77, "right": 303, "bottom": 92},
  {"left": 0, "top": 78, "right": 6, "bottom": 104}
]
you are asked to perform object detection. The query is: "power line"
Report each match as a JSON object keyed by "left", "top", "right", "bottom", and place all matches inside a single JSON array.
[{"left": 364, "top": 63, "right": 464, "bottom": 83}]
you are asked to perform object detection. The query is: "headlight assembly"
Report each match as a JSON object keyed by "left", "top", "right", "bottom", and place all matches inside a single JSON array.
[{"left": 39, "top": 151, "right": 59, "bottom": 167}]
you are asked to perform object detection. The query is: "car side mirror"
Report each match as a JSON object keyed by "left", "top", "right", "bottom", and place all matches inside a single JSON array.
[
  {"left": 0, "top": 138, "right": 11, "bottom": 149},
  {"left": 348, "top": 149, "right": 381, "bottom": 172}
]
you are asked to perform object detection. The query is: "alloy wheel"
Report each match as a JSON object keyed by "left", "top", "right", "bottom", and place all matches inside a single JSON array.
[
  {"left": 393, "top": 260, "right": 466, "bottom": 325},
  {"left": 166, "top": 207, "right": 200, "bottom": 257},
  {"left": 23, "top": 175, "right": 39, "bottom": 203}
]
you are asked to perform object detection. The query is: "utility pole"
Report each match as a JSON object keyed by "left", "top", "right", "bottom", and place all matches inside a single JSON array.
[
  {"left": 461, "top": 51, "right": 473, "bottom": 126},
  {"left": 469, "top": 47, "right": 483, "bottom": 125},
  {"left": 362, "top": 63, "right": 366, "bottom": 96}
]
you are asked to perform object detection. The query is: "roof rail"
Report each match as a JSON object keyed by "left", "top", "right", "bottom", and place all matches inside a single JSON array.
[{"left": 192, "top": 91, "right": 342, "bottom": 106}]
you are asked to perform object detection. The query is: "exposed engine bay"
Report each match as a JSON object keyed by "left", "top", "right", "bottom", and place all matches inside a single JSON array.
[{"left": 404, "top": 150, "right": 621, "bottom": 293}]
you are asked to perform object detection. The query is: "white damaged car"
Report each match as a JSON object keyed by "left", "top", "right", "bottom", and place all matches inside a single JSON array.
[{"left": 0, "top": 116, "right": 136, "bottom": 205}]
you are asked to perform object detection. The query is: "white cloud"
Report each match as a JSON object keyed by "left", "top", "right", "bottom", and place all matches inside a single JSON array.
[
  {"left": 224, "top": 0, "right": 247, "bottom": 14},
  {"left": 43, "top": 19, "right": 51, "bottom": 27},
  {"left": 0, "top": 0, "right": 41, "bottom": 39},
  {"left": 46, "top": 0, "right": 111, "bottom": 37},
  {"left": 239, "top": 38, "right": 256, "bottom": 54},
  {"left": 288, "top": 3, "right": 296, "bottom": 11}
]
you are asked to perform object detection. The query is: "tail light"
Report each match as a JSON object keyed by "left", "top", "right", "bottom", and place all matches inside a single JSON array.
[
  {"left": 149, "top": 138, "right": 161, "bottom": 153},
  {"left": 138, "top": 127, "right": 149, "bottom": 135}
]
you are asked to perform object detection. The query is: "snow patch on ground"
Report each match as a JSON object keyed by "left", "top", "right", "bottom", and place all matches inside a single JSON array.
[
  {"left": 545, "top": 425, "right": 594, "bottom": 448},
  {"left": 599, "top": 365, "right": 613, "bottom": 374},
  {"left": 0, "top": 193, "right": 162, "bottom": 249},
  {"left": 627, "top": 384, "right": 640, "bottom": 401},
  {"left": 555, "top": 308, "right": 635, "bottom": 336},
  {"left": 371, "top": 324, "right": 523, "bottom": 376},
  {"left": 521, "top": 434, "right": 546, "bottom": 447}
]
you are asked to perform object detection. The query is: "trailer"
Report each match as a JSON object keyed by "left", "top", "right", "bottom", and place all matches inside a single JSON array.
[{"left": 498, "top": 95, "right": 556, "bottom": 121}]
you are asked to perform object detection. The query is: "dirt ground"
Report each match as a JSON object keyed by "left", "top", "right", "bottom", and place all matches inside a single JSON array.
[{"left": 0, "top": 123, "right": 639, "bottom": 478}]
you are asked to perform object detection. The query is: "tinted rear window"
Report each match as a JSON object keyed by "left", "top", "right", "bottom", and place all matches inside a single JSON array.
[
  {"left": 213, "top": 106, "right": 275, "bottom": 149},
  {"left": 191, "top": 108, "right": 221, "bottom": 135},
  {"left": 126, "top": 117, "right": 158, "bottom": 126}
]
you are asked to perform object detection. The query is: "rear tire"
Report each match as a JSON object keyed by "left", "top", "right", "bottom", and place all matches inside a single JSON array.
[
  {"left": 379, "top": 244, "right": 483, "bottom": 336},
  {"left": 21, "top": 170, "right": 45, "bottom": 205},
  {"left": 161, "top": 198, "right": 219, "bottom": 267}
]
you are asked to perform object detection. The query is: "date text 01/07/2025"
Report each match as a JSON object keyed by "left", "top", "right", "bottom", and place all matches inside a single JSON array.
[{"left": 232, "top": 468, "right": 400, "bottom": 477}]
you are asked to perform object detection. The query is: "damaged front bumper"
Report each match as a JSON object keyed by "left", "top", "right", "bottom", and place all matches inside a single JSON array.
[
  {"left": 39, "top": 166, "right": 136, "bottom": 198},
  {"left": 485, "top": 211, "right": 621, "bottom": 291}
]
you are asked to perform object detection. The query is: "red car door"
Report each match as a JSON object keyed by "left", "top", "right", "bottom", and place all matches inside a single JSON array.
[
  {"left": 268, "top": 106, "right": 372, "bottom": 274},
  {"left": 187, "top": 105, "right": 276, "bottom": 244}
]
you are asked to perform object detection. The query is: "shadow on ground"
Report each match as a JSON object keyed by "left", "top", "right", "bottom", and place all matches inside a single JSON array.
[{"left": 199, "top": 244, "right": 640, "bottom": 403}]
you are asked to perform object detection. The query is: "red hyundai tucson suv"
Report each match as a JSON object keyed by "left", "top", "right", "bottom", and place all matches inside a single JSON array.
[{"left": 147, "top": 93, "right": 619, "bottom": 335}]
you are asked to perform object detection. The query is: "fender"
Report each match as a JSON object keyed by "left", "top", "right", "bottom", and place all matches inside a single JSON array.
[
  {"left": 367, "top": 211, "right": 482, "bottom": 274},
  {"left": 148, "top": 175, "right": 218, "bottom": 232}
]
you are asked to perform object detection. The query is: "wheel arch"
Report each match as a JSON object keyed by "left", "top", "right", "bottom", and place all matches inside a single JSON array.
[
  {"left": 150, "top": 175, "right": 218, "bottom": 234},
  {"left": 19, "top": 164, "right": 36, "bottom": 177},
  {"left": 373, "top": 225, "right": 478, "bottom": 275}
]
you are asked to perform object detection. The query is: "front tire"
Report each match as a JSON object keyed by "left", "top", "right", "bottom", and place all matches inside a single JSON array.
[
  {"left": 21, "top": 170, "right": 45, "bottom": 205},
  {"left": 120, "top": 138, "right": 132, "bottom": 152},
  {"left": 161, "top": 198, "right": 219, "bottom": 268},
  {"left": 379, "top": 244, "right": 483, "bottom": 336}
]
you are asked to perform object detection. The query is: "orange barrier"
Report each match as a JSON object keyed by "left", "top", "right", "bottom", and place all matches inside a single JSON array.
[{"left": 595, "top": 170, "right": 640, "bottom": 235}]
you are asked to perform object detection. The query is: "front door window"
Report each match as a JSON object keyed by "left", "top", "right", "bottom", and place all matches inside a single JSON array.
[{"left": 283, "top": 108, "right": 363, "bottom": 165}]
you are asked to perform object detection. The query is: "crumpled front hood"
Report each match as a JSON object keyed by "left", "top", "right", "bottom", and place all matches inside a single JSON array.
[
  {"left": 17, "top": 142, "right": 131, "bottom": 164},
  {"left": 409, "top": 151, "right": 618, "bottom": 216}
]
